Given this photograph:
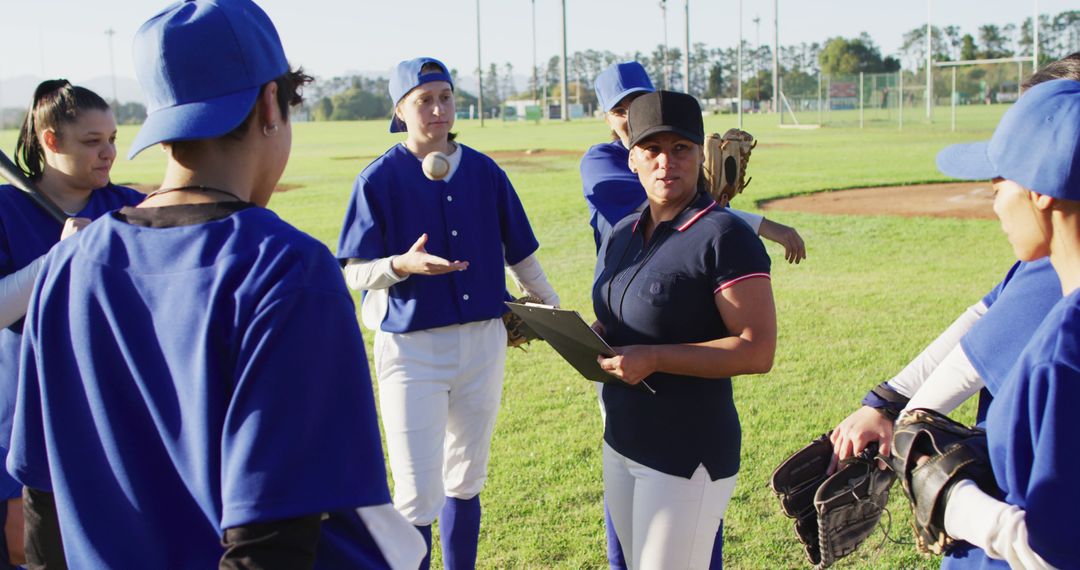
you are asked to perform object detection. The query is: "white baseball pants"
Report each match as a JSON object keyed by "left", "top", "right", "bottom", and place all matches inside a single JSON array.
[
  {"left": 603, "top": 442, "right": 737, "bottom": 569},
  {"left": 373, "top": 318, "right": 506, "bottom": 526}
]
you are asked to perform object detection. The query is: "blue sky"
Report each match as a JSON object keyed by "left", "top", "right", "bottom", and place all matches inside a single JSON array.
[{"left": 0, "top": 0, "right": 1069, "bottom": 84}]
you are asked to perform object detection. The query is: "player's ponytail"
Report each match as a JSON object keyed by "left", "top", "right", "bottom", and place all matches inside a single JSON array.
[{"left": 15, "top": 79, "right": 110, "bottom": 180}]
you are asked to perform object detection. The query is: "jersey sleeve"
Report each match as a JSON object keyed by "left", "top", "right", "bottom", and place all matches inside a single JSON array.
[
  {"left": 1016, "top": 361, "right": 1080, "bottom": 566},
  {"left": 494, "top": 168, "right": 539, "bottom": 266},
  {"left": 982, "top": 261, "right": 1022, "bottom": 308},
  {"left": 336, "top": 175, "right": 388, "bottom": 264},
  {"left": 221, "top": 270, "right": 390, "bottom": 529},
  {"left": 710, "top": 220, "right": 771, "bottom": 292}
]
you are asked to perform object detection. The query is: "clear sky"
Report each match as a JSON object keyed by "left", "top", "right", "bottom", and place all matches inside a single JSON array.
[{"left": 0, "top": 0, "right": 1069, "bottom": 85}]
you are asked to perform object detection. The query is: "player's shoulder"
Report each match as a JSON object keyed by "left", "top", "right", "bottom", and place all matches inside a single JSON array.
[
  {"left": 458, "top": 143, "right": 500, "bottom": 171},
  {"left": 356, "top": 144, "right": 411, "bottom": 185}
]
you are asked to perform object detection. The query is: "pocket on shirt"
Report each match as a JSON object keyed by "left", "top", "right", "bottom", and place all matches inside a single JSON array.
[{"left": 635, "top": 270, "right": 683, "bottom": 307}]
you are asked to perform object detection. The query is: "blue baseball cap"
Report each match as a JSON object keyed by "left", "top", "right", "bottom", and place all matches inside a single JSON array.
[
  {"left": 388, "top": 57, "right": 453, "bottom": 133},
  {"left": 127, "top": 0, "right": 289, "bottom": 158},
  {"left": 936, "top": 79, "right": 1080, "bottom": 201},
  {"left": 595, "top": 62, "right": 655, "bottom": 113}
]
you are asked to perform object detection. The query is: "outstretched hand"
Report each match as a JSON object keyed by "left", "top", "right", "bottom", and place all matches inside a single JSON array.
[
  {"left": 828, "top": 406, "right": 893, "bottom": 474},
  {"left": 759, "top": 218, "right": 806, "bottom": 264},
  {"left": 391, "top": 233, "right": 468, "bottom": 276}
]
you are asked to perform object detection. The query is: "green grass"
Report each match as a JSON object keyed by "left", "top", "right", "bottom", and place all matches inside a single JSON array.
[{"left": 0, "top": 108, "right": 1013, "bottom": 568}]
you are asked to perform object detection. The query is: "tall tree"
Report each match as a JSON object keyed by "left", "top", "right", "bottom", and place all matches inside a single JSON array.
[{"left": 819, "top": 36, "right": 894, "bottom": 76}]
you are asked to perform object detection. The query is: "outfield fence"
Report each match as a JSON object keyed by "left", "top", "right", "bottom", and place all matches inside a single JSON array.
[{"left": 778, "top": 60, "right": 1033, "bottom": 131}]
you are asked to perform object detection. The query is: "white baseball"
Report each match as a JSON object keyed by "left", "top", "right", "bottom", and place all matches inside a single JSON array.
[{"left": 422, "top": 151, "right": 451, "bottom": 181}]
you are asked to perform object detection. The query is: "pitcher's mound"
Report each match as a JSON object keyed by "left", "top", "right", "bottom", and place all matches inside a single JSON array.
[{"left": 761, "top": 182, "right": 995, "bottom": 220}]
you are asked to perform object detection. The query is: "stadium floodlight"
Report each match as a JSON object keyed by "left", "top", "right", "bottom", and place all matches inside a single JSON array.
[
  {"left": 476, "top": 0, "right": 484, "bottom": 126},
  {"left": 561, "top": 0, "right": 568, "bottom": 121},
  {"left": 737, "top": 0, "right": 743, "bottom": 128},
  {"left": 684, "top": 0, "right": 690, "bottom": 94}
]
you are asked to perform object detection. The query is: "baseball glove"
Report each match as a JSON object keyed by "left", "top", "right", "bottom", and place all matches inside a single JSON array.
[
  {"left": 503, "top": 295, "right": 542, "bottom": 349},
  {"left": 703, "top": 128, "right": 756, "bottom": 205},
  {"left": 887, "top": 408, "right": 998, "bottom": 555},
  {"left": 771, "top": 434, "right": 895, "bottom": 569}
]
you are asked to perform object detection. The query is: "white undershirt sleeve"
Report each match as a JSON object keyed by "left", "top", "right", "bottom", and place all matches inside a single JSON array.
[
  {"left": 903, "top": 345, "right": 985, "bottom": 414},
  {"left": 0, "top": 255, "right": 45, "bottom": 329},
  {"left": 945, "top": 480, "right": 1057, "bottom": 569},
  {"left": 505, "top": 254, "right": 560, "bottom": 307},
  {"left": 356, "top": 504, "right": 428, "bottom": 570},
  {"left": 885, "top": 301, "right": 988, "bottom": 399},
  {"left": 343, "top": 257, "right": 406, "bottom": 291},
  {"left": 728, "top": 209, "right": 764, "bottom": 234}
]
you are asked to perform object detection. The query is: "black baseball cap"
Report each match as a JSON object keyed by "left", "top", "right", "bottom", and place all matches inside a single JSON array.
[{"left": 627, "top": 90, "right": 704, "bottom": 148}]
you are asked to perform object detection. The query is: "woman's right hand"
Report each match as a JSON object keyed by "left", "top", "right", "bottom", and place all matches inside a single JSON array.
[
  {"left": 60, "top": 217, "right": 91, "bottom": 241},
  {"left": 391, "top": 233, "right": 468, "bottom": 276},
  {"left": 828, "top": 406, "right": 894, "bottom": 474}
]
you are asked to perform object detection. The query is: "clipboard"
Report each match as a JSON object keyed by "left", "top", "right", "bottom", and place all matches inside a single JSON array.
[{"left": 505, "top": 302, "right": 655, "bottom": 393}]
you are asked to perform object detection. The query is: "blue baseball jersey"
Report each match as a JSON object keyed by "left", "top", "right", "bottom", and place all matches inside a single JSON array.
[
  {"left": 593, "top": 191, "right": 771, "bottom": 480},
  {"left": 946, "top": 288, "right": 1080, "bottom": 569},
  {"left": 0, "top": 183, "right": 142, "bottom": 500},
  {"left": 337, "top": 143, "right": 539, "bottom": 333},
  {"left": 7, "top": 207, "right": 392, "bottom": 568},
  {"left": 963, "top": 258, "right": 1061, "bottom": 395},
  {"left": 580, "top": 140, "right": 646, "bottom": 252}
]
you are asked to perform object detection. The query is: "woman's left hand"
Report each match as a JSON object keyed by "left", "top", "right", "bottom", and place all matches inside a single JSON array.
[{"left": 597, "top": 345, "right": 657, "bottom": 385}]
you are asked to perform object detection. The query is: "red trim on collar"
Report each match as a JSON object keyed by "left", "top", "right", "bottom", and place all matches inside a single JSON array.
[
  {"left": 676, "top": 200, "right": 718, "bottom": 232},
  {"left": 632, "top": 217, "right": 641, "bottom": 232}
]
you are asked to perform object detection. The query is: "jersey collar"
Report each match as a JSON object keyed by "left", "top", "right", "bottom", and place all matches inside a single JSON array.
[{"left": 632, "top": 191, "right": 718, "bottom": 233}]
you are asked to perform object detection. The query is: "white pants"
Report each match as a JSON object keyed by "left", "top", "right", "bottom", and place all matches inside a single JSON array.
[
  {"left": 374, "top": 319, "right": 507, "bottom": 525},
  {"left": 603, "top": 443, "right": 737, "bottom": 570}
]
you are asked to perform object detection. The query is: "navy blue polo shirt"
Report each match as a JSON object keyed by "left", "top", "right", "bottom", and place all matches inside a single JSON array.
[
  {"left": 593, "top": 191, "right": 771, "bottom": 480},
  {"left": 337, "top": 144, "right": 540, "bottom": 333}
]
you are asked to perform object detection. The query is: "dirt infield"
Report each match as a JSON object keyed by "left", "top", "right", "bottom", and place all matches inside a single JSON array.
[{"left": 760, "top": 182, "right": 996, "bottom": 220}]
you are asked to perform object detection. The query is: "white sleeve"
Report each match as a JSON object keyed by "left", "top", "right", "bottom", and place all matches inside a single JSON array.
[
  {"left": 945, "top": 480, "right": 1057, "bottom": 569},
  {"left": 0, "top": 255, "right": 45, "bottom": 329},
  {"left": 343, "top": 257, "right": 407, "bottom": 291},
  {"left": 505, "top": 254, "right": 560, "bottom": 307},
  {"left": 903, "top": 344, "right": 985, "bottom": 414},
  {"left": 356, "top": 503, "right": 428, "bottom": 570},
  {"left": 728, "top": 209, "right": 764, "bottom": 234},
  {"left": 885, "top": 302, "right": 988, "bottom": 399}
]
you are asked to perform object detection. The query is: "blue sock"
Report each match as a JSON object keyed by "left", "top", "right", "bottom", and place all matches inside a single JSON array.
[
  {"left": 604, "top": 497, "right": 627, "bottom": 570},
  {"left": 708, "top": 520, "right": 724, "bottom": 570},
  {"left": 415, "top": 524, "right": 432, "bottom": 570},
  {"left": 440, "top": 495, "right": 481, "bottom": 570}
]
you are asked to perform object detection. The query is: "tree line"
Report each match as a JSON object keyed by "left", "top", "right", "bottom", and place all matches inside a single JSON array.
[{"left": 306, "top": 9, "right": 1078, "bottom": 121}]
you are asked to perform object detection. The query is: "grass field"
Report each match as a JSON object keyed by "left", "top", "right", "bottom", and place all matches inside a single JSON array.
[{"left": 0, "top": 105, "right": 1016, "bottom": 568}]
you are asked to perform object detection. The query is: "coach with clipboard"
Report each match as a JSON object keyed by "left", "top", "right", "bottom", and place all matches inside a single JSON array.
[{"left": 588, "top": 91, "right": 777, "bottom": 569}]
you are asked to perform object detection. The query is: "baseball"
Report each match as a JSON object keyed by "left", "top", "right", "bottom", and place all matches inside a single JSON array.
[{"left": 422, "top": 151, "right": 451, "bottom": 181}]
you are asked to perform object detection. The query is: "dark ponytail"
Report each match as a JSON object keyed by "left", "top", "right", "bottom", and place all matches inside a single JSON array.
[{"left": 14, "top": 80, "right": 110, "bottom": 180}]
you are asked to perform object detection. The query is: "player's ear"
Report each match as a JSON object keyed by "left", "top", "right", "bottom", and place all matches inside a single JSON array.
[
  {"left": 258, "top": 80, "right": 282, "bottom": 130},
  {"left": 627, "top": 151, "right": 638, "bottom": 174},
  {"left": 41, "top": 129, "right": 60, "bottom": 153}
]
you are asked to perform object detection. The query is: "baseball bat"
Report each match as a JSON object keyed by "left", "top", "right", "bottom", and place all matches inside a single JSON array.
[{"left": 0, "top": 149, "right": 67, "bottom": 224}]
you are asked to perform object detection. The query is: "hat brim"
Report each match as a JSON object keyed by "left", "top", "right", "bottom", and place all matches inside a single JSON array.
[
  {"left": 603, "top": 86, "right": 654, "bottom": 112},
  {"left": 629, "top": 125, "right": 704, "bottom": 148},
  {"left": 935, "top": 141, "right": 996, "bottom": 181},
  {"left": 127, "top": 86, "right": 261, "bottom": 159}
]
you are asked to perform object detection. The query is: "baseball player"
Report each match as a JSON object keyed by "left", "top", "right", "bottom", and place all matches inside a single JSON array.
[
  {"left": 925, "top": 77, "right": 1080, "bottom": 569},
  {"left": 6, "top": 1, "right": 423, "bottom": 568},
  {"left": 829, "top": 54, "right": 1080, "bottom": 470},
  {"left": 583, "top": 61, "right": 806, "bottom": 263},
  {"left": 337, "top": 56, "right": 559, "bottom": 569},
  {"left": 0, "top": 79, "right": 142, "bottom": 567}
]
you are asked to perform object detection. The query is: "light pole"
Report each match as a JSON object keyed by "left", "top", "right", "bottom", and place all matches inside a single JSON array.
[
  {"left": 560, "top": 0, "right": 568, "bottom": 121},
  {"left": 772, "top": 0, "right": 779, "bottom": 114},
  {"left": 531, "top": 0, "right": 538, "bottom": 102},
  {"left": 753, "top": 15, "right": 760, "bottom": 110},
  {"left": 105, "top": 28, "right": 118, "bottom": 104},
  {"left": 683, "top": 0, "right": 690, "bottom": 93},
  {"left": 659, "top": 0, "right": 668, "bottom": 90},
  {"left": 737, "top": 0, "right": 743, "bottom": 128},
  {"left": 926, "top": 0, "right": 932, "bottom": 120},
  {"left": 1033, "top": 0, "right": 1040, "bottom": 67},
  {"left": 476, "top": 0, "right": 484, "bottom": 126}
]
